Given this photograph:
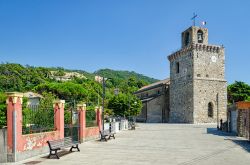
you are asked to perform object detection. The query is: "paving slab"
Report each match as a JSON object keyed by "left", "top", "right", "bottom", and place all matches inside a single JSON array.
[{"left": 18, "top": 124, "right": 250, "bottom": 165}]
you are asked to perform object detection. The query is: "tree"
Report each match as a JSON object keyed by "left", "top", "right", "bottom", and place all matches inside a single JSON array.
[
  {"left": 107, "top": 93, "right": 142, "bottom": 117},
  {"left": 0, "top": 92, "right": 6, "bottom": 128},
  {"left": 54, "top": 70, "right": 65, "bottom": 77},
  {"left": 0, "top": 63, "right": 51, "bottom": 92},
  {"left": 34, "top": 82, "right": 88, "bottom": 101},
  {"left": 22, "top": 92, "right": 56, "bottom": 133},
  {"left": 227, "top": 81, "right": 250, "bottom": 104},
  {"left": 125, "top": 95, "right": 142, "bottom": 117}
]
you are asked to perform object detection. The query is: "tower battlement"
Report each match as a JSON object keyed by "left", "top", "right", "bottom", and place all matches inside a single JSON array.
[{"left": 168, "top": 43, "right": 223, "bottom": 61}]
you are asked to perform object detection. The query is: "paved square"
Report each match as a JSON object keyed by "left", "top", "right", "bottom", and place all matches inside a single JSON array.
[{"left": 21, "top": 124, "right": 250, "bottom": 165}]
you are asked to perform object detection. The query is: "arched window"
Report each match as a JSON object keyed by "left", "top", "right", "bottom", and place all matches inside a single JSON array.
[
  {"left": 185, "top": 32, "right": 190, "bottom": 46},
  {"left": 208, "top": 102, "right": 213, "bottom": 117},
  {"left": 197, "top": 30, "right": 203, "bottom": 43}
]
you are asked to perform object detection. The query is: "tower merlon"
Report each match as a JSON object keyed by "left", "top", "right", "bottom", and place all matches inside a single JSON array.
[{"left": 168, "top": 43, "right": 224, "bottom": 62}]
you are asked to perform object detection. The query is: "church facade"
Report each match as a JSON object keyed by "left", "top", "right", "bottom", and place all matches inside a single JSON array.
[
  {"left": 136, "top": 26, "right": 227, "bottom": 124},
  {"left": 135, "top": 79, "right": 170, "bottom": 123}
]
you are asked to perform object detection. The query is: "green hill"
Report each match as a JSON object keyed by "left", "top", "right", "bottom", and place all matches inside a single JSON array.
[
  {"left": 94, "top": 69, "right": 158, "bottom": 87},
  {"left": 0, "top": 63, "right": 158, "bottom": 92},
  {"left": 0, "top": 63, "right": 156, "bottom": 127}
]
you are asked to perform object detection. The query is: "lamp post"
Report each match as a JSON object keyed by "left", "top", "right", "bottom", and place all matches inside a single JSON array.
[
  {"left": 102, "top": 77, "right": 105, "bottom": 131},
  {"left": 102, "top": 77, "right": 111, "bottom": 131}
]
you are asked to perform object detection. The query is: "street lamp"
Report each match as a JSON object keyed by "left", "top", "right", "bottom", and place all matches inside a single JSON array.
[{"left": 102, "top": 77, "right": 111, "bottom": 131}]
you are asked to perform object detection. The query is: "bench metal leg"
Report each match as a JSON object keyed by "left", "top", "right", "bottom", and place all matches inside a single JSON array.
[
  {"left": 48, "top": 151, "right": 52, "bottom": 159},
  {"left": 100, "top": 137, "right": 107, "bottom": 142},
  {"left": 76, "top": 144, "right": 80, "bottom": 151},
  {"left": 108, "top": 134, "right": 115, "bottom": 140},
  {"left": 70, "top": 144, "right": 80, "bottom": 152},
  {"left": 55, "top": 150, "right": 60, "bottom": 159},
  {"left": 100, "top": 135, "right": 108, "bottom": 142},
  {"left": 48, "top": 150, "right": 60, "bottom": 159}
]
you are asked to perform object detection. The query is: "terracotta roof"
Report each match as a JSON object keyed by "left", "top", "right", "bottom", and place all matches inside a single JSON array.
[
  {"left": 135, "top": 78, "right": 170, "bottom": 93},
  {"left": 236, "top": 101, "right": 250, "bottom": 110}
]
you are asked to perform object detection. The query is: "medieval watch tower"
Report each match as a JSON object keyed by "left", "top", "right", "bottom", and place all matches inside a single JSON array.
[{"left": 168, "top": 26, "right": 227, "bottom": 123}]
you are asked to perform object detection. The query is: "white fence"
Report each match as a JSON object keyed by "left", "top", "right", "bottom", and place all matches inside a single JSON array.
[
  {"left": 0, "top": 128, "right": 7, "bottom": 163},
  {"left": 104, "top": 119, "right": 129, "bottom": 133}
]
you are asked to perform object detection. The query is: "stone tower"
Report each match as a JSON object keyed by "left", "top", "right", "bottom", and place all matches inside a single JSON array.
[{"left": 168, "top": 26, "right": 227, "bottom": 123}]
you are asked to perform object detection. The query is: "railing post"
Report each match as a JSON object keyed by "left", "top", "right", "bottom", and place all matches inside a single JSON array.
[
  {"left": 77, "top": 104, "right": 86, "bottom": 142},
  {"left": 53, "top": 100, "right": 65, "bottom": 139},
  {"left": 6, "top": 92, "right": 23, "bottom": 162}
]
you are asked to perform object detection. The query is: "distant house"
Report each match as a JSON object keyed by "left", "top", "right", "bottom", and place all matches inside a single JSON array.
[
  {"left": 51, "top": 71, "right": 86, "bottom": 82},
  {"left": 134, "top": 79, "right": 170, "bottom": 123},
  {"left": 23, "top": 92, "right": 43, "bottom": 106},
  {"left": 95, "top": 75, "right": 103, "bottom": 83}
]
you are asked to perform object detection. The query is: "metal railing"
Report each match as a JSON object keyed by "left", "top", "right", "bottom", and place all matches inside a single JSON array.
[
  {"left": 22, "top": 105, "right": 54, "bottom": 134},
  {"left": 86, "top": 110, "right": 97, "bottom": 127}
]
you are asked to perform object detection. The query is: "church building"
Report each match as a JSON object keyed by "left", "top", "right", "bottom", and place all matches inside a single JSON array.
[
  {"left": 136, "top": 25, "right": 227, "bottom": 124},
  {"left": 134, "top": 79, "right": 170, "bottom": 123}
]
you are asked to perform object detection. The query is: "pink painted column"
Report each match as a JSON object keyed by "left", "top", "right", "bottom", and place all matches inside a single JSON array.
[
  {"left": 77, "top": 103, "right": 86, "bottom": 142},
  {"left": 53, "top": 100, "right": 65, "bottom": 139},
  {"left": 6, "top": 92, "right": 23, "bottom": 160},
  {"left": 96, "top": 106, "right": 102, "bottom": 130}
]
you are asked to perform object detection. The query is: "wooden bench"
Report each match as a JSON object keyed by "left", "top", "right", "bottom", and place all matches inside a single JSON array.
[
  {"left": 47, "top": 137, "right": 80, "bottom": 159},
  {"left": 100, "top": 129, "right": 115, "bottom": 142}
]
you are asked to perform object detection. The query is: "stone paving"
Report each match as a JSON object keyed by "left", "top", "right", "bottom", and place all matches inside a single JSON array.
[{"left": 18, "top": 124, "right": 250, "bottom": 165}]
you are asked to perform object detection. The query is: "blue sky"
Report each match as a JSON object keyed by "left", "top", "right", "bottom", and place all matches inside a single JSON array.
[{"left": 0, "top": 0, "right": 249, "bottom": 84}]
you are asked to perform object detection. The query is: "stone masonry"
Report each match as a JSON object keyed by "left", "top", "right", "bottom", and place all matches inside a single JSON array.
[{"left": 168, "top": 26, "right": 227, "bottom": 123}]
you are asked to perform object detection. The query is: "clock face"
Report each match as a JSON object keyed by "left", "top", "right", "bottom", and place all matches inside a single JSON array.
[{"left": 211, "top": 56, "right": 217, "bottom": 63}]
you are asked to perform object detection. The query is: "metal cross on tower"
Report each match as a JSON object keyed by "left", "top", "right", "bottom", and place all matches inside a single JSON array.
[{"left": 191, "top": 13, "right": 198, "bottom": 26}]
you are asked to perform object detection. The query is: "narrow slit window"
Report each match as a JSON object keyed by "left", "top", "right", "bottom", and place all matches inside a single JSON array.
[
  {"left": 185, "top": 32, "right": 190, "bottom": 46},
  {"left": 176, "top": 62, "right": 180, "bottom": 74},
  {"left": 208, "top": 102, "right": 213, "bottom": 118}
]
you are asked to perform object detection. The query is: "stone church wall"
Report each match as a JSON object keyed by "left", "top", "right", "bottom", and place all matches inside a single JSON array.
[
  {"left": 193, "top": 79, "right": 227, "bottom": 123},
  {"left": 192, "top": 46, "right": 227, "bottom": 123},
  {"left": 169, "top": 51, "right": 194, "bottom": 123}
]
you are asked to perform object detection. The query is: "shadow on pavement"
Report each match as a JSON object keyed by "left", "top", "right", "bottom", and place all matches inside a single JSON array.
[
  {"left": 41, "top": 150, "right": 73, "bottom": 159},
  {"left": 231, "top": 139, "right": 250, "bottom": 153},
  {"left": 206, "top": 128, "right": 235, "bottom": 137},
  {"left": 23, "top": 161, "right": 42, "bottom": 165},
  {"left": 206, "top": 128, "right": 250, "bottom": 153}
]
